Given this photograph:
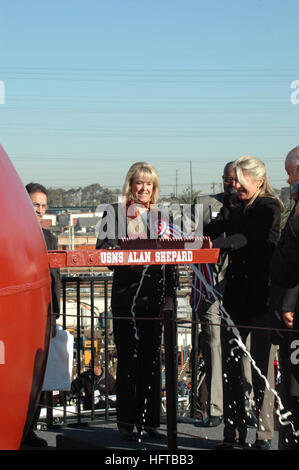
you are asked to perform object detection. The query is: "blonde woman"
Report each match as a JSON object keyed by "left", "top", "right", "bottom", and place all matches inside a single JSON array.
[
  {"left": 204, "top": 156, "right": 283, "bottom": 449},
  {"left": 96, "top": 162, "right": 177, "bottom": 441}
]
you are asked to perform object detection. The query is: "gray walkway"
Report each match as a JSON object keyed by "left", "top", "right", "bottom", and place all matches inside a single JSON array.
[{"left": 20, "top": 415, "right": 279, "bottom": 452}]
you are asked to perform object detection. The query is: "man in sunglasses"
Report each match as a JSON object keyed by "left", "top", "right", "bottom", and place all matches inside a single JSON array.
[{"left": 191, "top": 162, "right": 236, "bottom": 427}]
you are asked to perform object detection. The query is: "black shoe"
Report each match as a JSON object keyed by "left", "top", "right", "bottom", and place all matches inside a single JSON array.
[
  {"left": 197, "top": 416, "right": 223, "bottom": 427},
  {"left": 23, "top": 431, "right": 48, "bottom": 448},
  {"left": 237, "top": 425, "right": 247, "bottom": 446},
  {"left": 119, "top": 428, "right": 136, "bottom": 441},
  {"left": 220, "top": 423, "right": 247, "bottom": 449},
  {"left": 138, "top": 427, "right": 165, "bottom": 439},
  {"left": 252, "top": 439, "right": 272, "bottom": 450},
  {"left": 216, "top": 438, "right": 249, "bottom": 450},
  {"left": 216, "top": 437, "right": 238, "bottom": 450},
  {"left": 145, "top": 428, "right": 165, "bottom": 439}
]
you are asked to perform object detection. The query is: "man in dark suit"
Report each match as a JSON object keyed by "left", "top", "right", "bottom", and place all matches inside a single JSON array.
[
  {"left": 25, "top": 182, "right": 61, "bottom": 322},
  {"left": 270, "top": 146, "right": 299, "bottom": 449},
  {"left": 22, "top": 182, "right": 61, "bottom": 447},
  {"left": 190, "top": 162, "right": 236, "bottom": 427},
  {"left": 71, "top": 357, "right": 116, "bottom": 410}
]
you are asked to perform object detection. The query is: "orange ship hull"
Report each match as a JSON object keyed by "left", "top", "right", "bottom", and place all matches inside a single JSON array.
[{"left": 0, "top": 145, "right": 52, "bottom": 449}]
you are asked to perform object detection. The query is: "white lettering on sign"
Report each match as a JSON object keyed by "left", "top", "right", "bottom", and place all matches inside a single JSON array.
[
  {"left": 127, "top": 251, "right": 151, "bottom": 263},
  {"left": 155, "top": 250, "right": 193, "bottom": 263},
  {"left": 0, "top": 341, "right": 5, "bottom": 364},
  {"left": 100, "top": 251, "right": 124, "bottom": 264},
  {"left": 99, "top": 249, "right": 194, "bottom": 265},
  {"left": 290, "top": 339, "right": 299, "bottom": 365}
]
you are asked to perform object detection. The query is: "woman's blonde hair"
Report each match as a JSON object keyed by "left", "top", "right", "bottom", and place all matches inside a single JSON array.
[
  {"left": 122, "top": 162, "right": 160, "bottom": 203},
  {"left": 233, "top": 155, "right": 284, "bottom": 211}
]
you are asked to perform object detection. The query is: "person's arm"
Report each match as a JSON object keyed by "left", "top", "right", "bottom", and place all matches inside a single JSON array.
[
  {"left": 214, "top": 199, "right": 280, "bottom": 253},
  {"left": 271, "top": 214, "right": 299, "bottom": 287},
  {"left": 212, "top": 233, "right": 248, "bottom": 250},
  {"left": 70, "top": 375, "right": 81, "bottom": 396},
  {"left": 108, "top": 374, "right": 116, "bottom": 395},
  {"left": 282, "top": 214, "right": 299, "bottom": 263},
  {"left": 45, "top": 231, "right": 61, "bottom": 336},
  {"left": 281, "top": 284, "right": 299, "bottom": 328},
  {"left": 50, "top": 264, "right": 61, "bottom": 319},
  {"left": 96, "top": 204, "right": 120, "bottom": 250},
  {"left": 203, "top": 193, "right": 242, "bottom": 240},
  {"left": 96, "top": 205, "right": 122, "bottom": 275},
  {"left": 203, "top": 207, "right": 227, "bottom": 240}
]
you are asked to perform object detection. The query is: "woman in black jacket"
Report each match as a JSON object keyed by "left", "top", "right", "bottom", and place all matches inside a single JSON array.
[
  {"left": 204, "top": 156, "right": 283, "bottom": 448},
  {"left": 96, "top": 162, "right": 178, "bottom": 441}
]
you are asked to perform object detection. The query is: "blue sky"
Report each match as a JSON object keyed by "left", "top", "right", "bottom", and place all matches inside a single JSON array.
[{"left": 0, "top": 0, "right": 299, "bottom": 196}]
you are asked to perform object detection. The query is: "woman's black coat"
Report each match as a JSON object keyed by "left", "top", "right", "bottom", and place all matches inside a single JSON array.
[
  {"left": 204, "top": 196, "right": 281, "bottom": 321},
  {"left": 96, "top": 203, "right": 178, "bottom": 311},
  {"left": 95, "top": 202, "right": 178, "bottom": 429}
]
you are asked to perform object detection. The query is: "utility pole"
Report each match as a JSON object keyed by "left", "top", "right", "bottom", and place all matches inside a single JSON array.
[{"left": 190, "top": 161, "right": 193, "bottom": 203}]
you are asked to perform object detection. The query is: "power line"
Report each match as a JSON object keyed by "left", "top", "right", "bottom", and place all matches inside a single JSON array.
[
  {"left": 3, "top": 106, "right": 297, "bottom": 113},
  {"left": 5, "top": 94, "right": 293, "bottom": 102}
]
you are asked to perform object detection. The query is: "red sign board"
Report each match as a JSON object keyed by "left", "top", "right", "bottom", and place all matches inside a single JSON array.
[{"left": 48, "top": 248, "right": 220, "bottom": 268}]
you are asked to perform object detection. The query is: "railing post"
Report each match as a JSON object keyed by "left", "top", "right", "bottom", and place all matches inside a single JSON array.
[
  {"left": 190, "top": 309, "right": 199, "bottom": 418},
  {"left": 104, "top": 280, "right": 109, "bottom": 421},
  {"left": 46, "top": 391, "right": 53, "bottom": 429},
  {"left": 62, "top": 278, "right": 67, "bottom": 423},
  {"left": 162, "top": 297, "right": 178, "bottom": 450},
  {"left": 90, "top": 278, "right": 95, "bottom": 421},
  {"left": 62, "top": 277, "right": 67, "bottom": 330},
  {"left": 76, "top": 278, "right": 81, "bottom": 425}
]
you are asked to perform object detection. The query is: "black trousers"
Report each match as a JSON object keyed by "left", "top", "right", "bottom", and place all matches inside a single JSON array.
[
  {"left": 112, "top": 304, "right": 163, "bottom": 431},
  {"left": 278, "top": 342, "right": 299, "bottom": 449},
  {"left": 221, "top": 313, "right": 273, "bottom": 441}
]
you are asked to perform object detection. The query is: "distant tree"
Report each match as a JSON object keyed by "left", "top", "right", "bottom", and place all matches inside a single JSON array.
[
  {"left": 160, "top": 188, "right": 201, "bottom": 204},
  {"left": 47, "top": 184, "right": 121, "bottom": 207},
  {"left": 47, "top": 187, "right": 64, "bottom": 206}
]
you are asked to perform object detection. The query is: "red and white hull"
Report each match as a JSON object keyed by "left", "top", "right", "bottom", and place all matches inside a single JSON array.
[{"left": 0, "top": 145, "right": 52, "bottom": 449}]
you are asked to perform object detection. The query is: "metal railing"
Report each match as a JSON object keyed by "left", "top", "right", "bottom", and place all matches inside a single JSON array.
[
  {"left": 41, "top": 273, "right": 187, "bottom": 449},
  {"left": 42, "top": 274, "right": 115, "bottom": 428},
  {"left": 39, "top": 271, "right": 287, "bottom": 450}
]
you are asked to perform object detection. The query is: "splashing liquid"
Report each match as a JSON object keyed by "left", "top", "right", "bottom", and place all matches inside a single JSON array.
[
  {"left": 189, "top": 263, "right": 299, "bottom": 438},
  {"left": 129, "top": 264, "right": 165, "bottom": 448}
]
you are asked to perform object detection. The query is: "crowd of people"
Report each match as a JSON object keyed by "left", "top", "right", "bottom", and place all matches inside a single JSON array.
[
  {"left": 192, "top": 148, "right": 299, "bottom": 450},
  {"left": 22, "top": 147, "right": 299, "bottom": 451}
]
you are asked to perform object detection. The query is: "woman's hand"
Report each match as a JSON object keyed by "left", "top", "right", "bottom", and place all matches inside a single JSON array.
[{"left": 283, "top": 311, "right": 294, "bottom": 328}]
